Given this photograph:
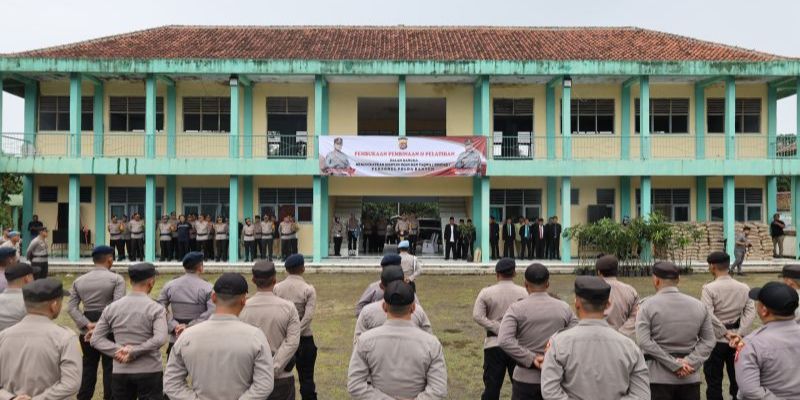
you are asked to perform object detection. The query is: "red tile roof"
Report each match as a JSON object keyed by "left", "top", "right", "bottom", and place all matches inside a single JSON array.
[{"left": 7, "top": 26, "right": 788, "bottom": 62}]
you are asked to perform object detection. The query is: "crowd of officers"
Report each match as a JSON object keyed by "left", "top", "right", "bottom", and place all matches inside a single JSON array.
[
  {"left": 108, "top": 212, "right": 301, "bottom": 263},
  {"left": 492, "top": 216, "right": 563, "bottom": 261},
  {"left": 0, "top": 241, "right": 799, "bottom": 399},
  {"left": 330, "top": 213, "right": 426, "bottom": 257}
]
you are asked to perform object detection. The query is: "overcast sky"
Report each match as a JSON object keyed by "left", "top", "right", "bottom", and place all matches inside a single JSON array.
[{"left": 2, "top": 0, "right": 798, "bottom": 132}]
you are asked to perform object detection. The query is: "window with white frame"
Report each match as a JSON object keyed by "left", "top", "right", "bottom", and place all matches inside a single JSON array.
[
  {"left": 707, "top": 98, "right": 761, "bottom": 134},
  {"left": 489, "top": 189, "right": 542, "bottom": 221},
  {"left": 596, "top": 188, "right": 616, "bottom": 215},
  {"left": 569, "top": 99, "right": 614, "bottom": 134},
  {"left": 636, "top": 188, "right": 690, "bottom": 222},
  {"left": 709, "top": 188, "right": 763, "bottom": 222},
  {"left": 110, "top": 97, "right": 164, "bottom": 132},
  {"left": 182, "top": 188, "right": 229, "bottom": 218},
  {"left": 183, "top": 97, "right": 231, "bottom": 132},
  {"left": 258, "top": 188, "right": 313, "bottom": 222},
  {"left": 39, "top": 96, "right": 94, "bottom": 131},
  {"left": 635, "top": 98, "right": 689, "bottom": 134},
  {"left": 109, "top": 187, "right": 164, "bottom": 219}
]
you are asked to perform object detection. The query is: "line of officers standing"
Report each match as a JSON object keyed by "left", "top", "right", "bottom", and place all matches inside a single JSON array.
[
  {"left": 107, "top": 212, "right": 301, "bottom": 264},
  {"left": 0, "top": 249, "right": 319, "bottom": 400}
]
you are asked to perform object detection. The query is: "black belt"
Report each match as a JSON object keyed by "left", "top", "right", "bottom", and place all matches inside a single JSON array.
[
  {"left": 724, "top": 319, "right": 741, "bottom": 330},
  {"left": 175, "top": 318, "right": 192, "bottom": 325},
  {"left": 644, "top": 352, "right": 688, "bottom": 362},
  {"left": 487, "top": 331, "right": 497, "bottom": 338},
  {"left": 84, "top": 310, "right": 103, "bottom": 322}
]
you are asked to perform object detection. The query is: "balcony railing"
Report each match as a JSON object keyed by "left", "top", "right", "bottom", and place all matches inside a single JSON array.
[{"left": 0, "top": 132, "right": 313, "bottom": 159}]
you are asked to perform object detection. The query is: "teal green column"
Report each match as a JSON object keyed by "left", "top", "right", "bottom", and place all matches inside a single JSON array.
[
  {"left": 723, "top": 176, "right": 735, "bottom": 255},
  {"left": 166, "top": 176, "right": 176, "bottom": 214},
  {"left": 620, "top": 176, "right": 631, "bottom": 219},
  {"left": 228, "top": 176, "right": 240, "bottom": 262},
  {"left": 93, "top": 81, "right": 104, "bottom": 156},
  {"left": 561, "top": 78, "right": 572, "bottom": 160},
  {"left": 546, "top": 177, "right": 557, "bottom": 219},
  {"left": 639, "top": 76, "right": 650, "bottom": 160},
  {"left": 243, "top": 83, "right": 253, "bottom": 158},
  {"left": 724, "top": 76, "right": 736, "bottom": 160},
  {"left": 95, "top": 175, "right": 106, "bottom": 246},
  {"left": 229, "top": 77, "right": 240, "bottom": 158},
  {"left": 471, "top": 76, "right": 491, "bottom": 262},
  {"left": 21, "top": 82, "right": 37, "bottom": 250},
  {"left": 620, "top": 79, "right": 634, "bottom": 160},
  {"left": 560, "top": 177, "right": 571, "bottom": 262},
  {"left": 479, "top": 177, "right": 490, "bottom": 263},
  {"left": 144, "top": 175, "right": 156, "bottom": 262},
  {"left": 546, "top": 78, "right": 558, "bottom": 160},
  {"left": 67, "top": 175, "right": 80, "bottom": 261},
  {"left": 166, "top": 84, "right": 176, "bottom": 158},
  {"left": 767, "top": 176, "right": 777, "bottom": 219},
  {"left": 767, "top": 85, "right": 777, "bottom": 158},
  {"left": 694, "top": 83, "right": 706, "bottom": 159},
  {"left": 398, "top": 75, "right": 406, "bottom": 136},
  {"left": 314, "top": 75, "right": 325, "bottom": 158},
  {"left": 321, "top": 176, "right": 329, "bottom": 257},
  {"left": 696, "top": 176, "right": 708, "bottom": 222},
  {"left": 243, "top": 176, "right": 253, "bottom": 219},
  {"left": 641, "top": 176, "right": 652, "bottom": 261},
  {"left": 794, "top": 177, "right": 800, "bottom": 259},
  {"left": 312, "top": 176, "right": 323, "bottom": 262},
  {"left": 312, "top": 75, "right": 329, "bottom": 261},
  {"left": 145, "top": 74, "right": 157, "bottom": 159},
  {"left": 69, "top": 73, "right": 82, "bottom": 157},
  {"left": 22, "top": 176, "right": 34, "bottom": 249}
]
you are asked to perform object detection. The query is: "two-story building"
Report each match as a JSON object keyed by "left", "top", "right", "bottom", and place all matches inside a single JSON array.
[{"left": 2, "top": 25, "right": 799, "bottom": 264}]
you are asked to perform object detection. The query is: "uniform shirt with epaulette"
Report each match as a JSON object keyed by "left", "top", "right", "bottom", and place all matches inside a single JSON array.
[
  {"left": 213, "top": 222, "right": 228, "bottom": 240},
  {"left": 274, "top": 274, "right": 317, "bottom": 337},
  {"left": 157, "top": 273, "right": 214, "bottom": 343},
  {"left": 67, "top": 266, "right": 127, "bottom": 333},
  {"left": 400, "top": 253, "right": 423, "bottom": 282},
  {"left": 26, "top": 235, "right": 49, "bottom": 263},
  {"left": 354, "top": 300, "right": 431, "bottom": 342},
  {"left": 0, "top": 315, "right": 82, "bottom": 399},
  {"left": 700, "top": 274, "right": 756, "bottom": 342},
  {"left": 0, "top": 288, "right": 25, "bottom": 332},
  {"left": 735, "top": 320, "right": 800, "bottom": 400},
  {"left": 128, "top": 219, "right": 145, "bottom": 239},
  {"left": 603, "top": 276, "right": 639, "bottom": 337},
  {"left": 472, "top": 280, "right": 527, "bottom": 348},
  {"left": 240, "top": 292, "right": 301, "bottom": 379}
]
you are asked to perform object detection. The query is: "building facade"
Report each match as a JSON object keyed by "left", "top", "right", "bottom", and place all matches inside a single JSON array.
[{"left": 2, "top": 26, "right": 799, "bottom": 263}]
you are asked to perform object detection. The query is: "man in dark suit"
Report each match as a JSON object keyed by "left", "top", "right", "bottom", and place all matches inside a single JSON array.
[
  {"left": 501, "top": 218, "right": 515, "bottom": 258},
  {"left": 519, "top": 218, "right": 532, "bottom": 260},
  {"left": 534, "top": 217, "right": 546, "bottom": 259},
  {"left": 443, "top": 217, "right": 460, "bottom": 260},
  {"left": 545, "top": 216, "right": 562, "bottom": 259},
  {"left": 489, "top": 216, "right": 500, "bottom": 260}
]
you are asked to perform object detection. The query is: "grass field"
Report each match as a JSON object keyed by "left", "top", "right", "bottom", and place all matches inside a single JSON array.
[{"left": 53, "top": 270, "right": 777, "bottom": 399}]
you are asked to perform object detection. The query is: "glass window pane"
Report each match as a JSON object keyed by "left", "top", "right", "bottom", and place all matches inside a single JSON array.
[
  {"left": 524, "top": 207, "right": 540, "bottom": 220},
  {"left": 57, "top": 113, "right": 70, "bottom": 131},
  {"left": 156, "top": 114, "right": 164, "bottom": 131},
  {"left": 298, "top": 206, "right": 312, "bottom": 222},
  {"left": 110, "top": 113, "right": 127, "bottom": 131},
  {"left": 578, "top": 116, "right": 595, "bottom": 133},
  {"left": 39, "top": 113, "right": 58, "bottom": 131},
  {"left": 202, "top": 114, "right": 219, "bottom": 132},
  {"left": 747, "top": 206, "right": 762, "bottom": 222},
  {"left": 652, "top": 116, "right": 670, "bottom": 133},
  {"left": 261, "top": 206, "right": 276, "bottom": 219},
  {"left": 184, "top": 114, "right": 201, "bottom": 132},
  {"left": 81, "top": 114, "right": 93, "bottom": 131},
  {"left": 130, "top": 114, "right": 145, "bottom": 131},
  {"left": 219, "top": 114, "right": 231, "bottom": 132},
  {"left": 735, "top": 205, "right": 745, "bottom": 222},
  {"left": 490, "top": 207, "right": 503, "bottom": 221},
  {"left": 596, "top": 116, "right": 614, "bottom": 133},
  {"left": 671, "top": 115, "right": 688, "bottom": 133},
  {"left": 110, "top": 205, "right": 125, "bottom": 219},
  {"left": 707, "top": 115, "right": 724, "bottom": 133},
  {"left": 634, "top": 117, "right": 640, "bottom": 134},
  {"left": 742, "top": 115, "right": 760, "bottom": 133},
  {"left": 710, "top": 206, "right": 724, "bottom": 222},
  {"left": 570, "top": 116, "right": 578, "bottom": 133},
  {"left": 674, "top": 206, "right": 689, "bottom": 222},
  {"left": 505, "top": 206, "right": 523, "bottom": 221}
]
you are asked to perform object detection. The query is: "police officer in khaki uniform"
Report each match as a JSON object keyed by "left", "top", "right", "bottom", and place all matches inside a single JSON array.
[
  {"left": 498, "top": 263, "right": 578, "bottom": 400},
  {"left": 157, "top": 252, "right": 214, "bottom": 355},
  {"left": 778, "top": 264, "right": 800, "bottom": 322},
  {"left": 243, "top": 218, "right": 256, "bottom": 262},
  {"left": 128, "top": 213, "right": 145, "bottom": 262},
  {"left": 262, "top": 215, "right": 276, "bottom": 261},
  {"left": 330, "top": 217, "right": 345, "bottom": 257},
  {"left": 472, "top": 258, "right": 528, "bottom": 400},
  {"left": 274, "top": 254, "right": 318, "bottom": 400},
  {"left": 252, "top": 215, "right": 263, "bottom": 259},
  {"left": 734, "top": 282, "right": 800, "bottom": 399},
  {"left": 213, "top": 216, "right": 228, "bottom": 262},
  {"left": 541, "top": 276, "right": 650, "bottom": 399},
  {"left": 636, "top": 261, "right": 715, "bottom": 400},
  {"left": 398, "top": 241, "right": 422, "bottom": 290},
  {"left": 159, "top": 216, "right": 175, "bottom": 262},
  {"left": 163, "top": 272, "right": 274, "bottom": 399},
  {"left": 90, "top": 263, "right": 168, "bottom": 399},
  {"left": 109, "top": 216, "right": 124, "bottom": 261},
  {"left": 68, "top": 245, "right": 126, "bottom": 400},
  {"left": 25, "top": 227, "right": 49, "bottom": 279},
  {"left": 0, "top": 247, "right": 17, "bottom": 293},
  {"left": 0, "top": 278, "right": 82, "bottom": 399},
  {"left": 355, "top": 265, "right": 432, "bottom": 342},
  {"left": 348, "top": 280, "right": 448, "bottom": 399},
  {"left": 0, "top": 263, "right": 34, "bottom": 331},
  {"left": 354, "top": 254, "right": 409, "bottom": 316},
  {"left": 595, "top": 255, "right": 639, "bottom": 337},
  {"left": 700, "top": 251, "right": 755, "bottom": 400},
  {"left": 195, "top": 215, "right": 211, "bottom": 261},
  {"left": 241, "top": 261, "right": 301, "bottom": 400}
]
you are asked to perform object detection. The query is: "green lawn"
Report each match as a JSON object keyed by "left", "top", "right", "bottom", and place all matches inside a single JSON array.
[{"left": 54, "top": 271, "right": 777, "bottom": 399}]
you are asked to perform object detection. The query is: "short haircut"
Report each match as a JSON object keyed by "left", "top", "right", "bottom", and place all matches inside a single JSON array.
[
  {"left": 499, "top": 269, "right": 515, "bottom": 278},
  {"left": 215, "top": 292, "right": 244, "bottom": 307},
  {"left": 24, "top": 299, "right": 54, "bottom": 312},
  {"left": 578, "top": 296, "right": 607, "bottom": 313},
  {"left": 387, "top": 303, "right": 413, "bottom": 316},
  {"left": 92, "top": 253, "right": 112, "bottom": 264},
  {"left": 252, "top": 276, "right": 275, "bottom": 289},
  {"left": 712, "top": 261, "right": 730, "bottom": 270}
]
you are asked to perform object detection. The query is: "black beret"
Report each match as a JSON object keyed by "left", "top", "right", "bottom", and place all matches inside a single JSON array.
[
  {"left": 574, "top": 276, "right": 611, "bottom": 302},
  {"left": 383, "top": 280, "right": 415, "bottom": 306},
  {"left": 285, "top": 254, "right": 305, "bottom": 270},
  {"left": 5, "top": 262, "right": 34, "bottom": 281},
  {"left": 91, "top": 245, "right": 115, "bottom": 257},
  {"left": 749, "top": 281, "right": 799, "bottom": 316},
  {"left": 182, "top": 252, "right": 204, "bottom": 269},
  {"left": 524, "top": 263, "right": 550, "bottom": 284},
  {"left": 595, "top": 255, "right": 619, "bottom": 274},
  {"left": 653, "top": 261, "right": 680, "bottom": 279},
  {"left": 128, "top": 262, "right": 157, "bottom": 282},
  {"left": 495, "top": 258, "right": 516, "bottom": 274},
  {"left": 22, "top": 278, "right": 63, "bottom": 302},
  {"left": 381, "top": 265, "right": 405, "bottom": 286},
  {"left": 706, "top": 251, "right": 730, "bottom": 265},
  {"left": 380, "top": 254, "right": 402, "bottom": 267},
  {"left": 779, "top": 264, "right": 800, "bottom": 280},
  {"left": 252, "top": 260, "right": 277, "bottom": 279},
  {"left": 0, "top": 247, "right": 16, "bottom": 262},
  {"left": 214, "top": 272, "right": 249, "bottom": 295}
]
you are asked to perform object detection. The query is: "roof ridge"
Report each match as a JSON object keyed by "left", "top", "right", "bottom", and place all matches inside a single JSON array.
[
  {"left": 631, "top": 27, "right": 785, "bottom": 61},
  {"left": 162, "top": 24, "right": 640, "bottom": 30},
  {"left": 9, "top": 25, "right": 177, "bottom": 56}
]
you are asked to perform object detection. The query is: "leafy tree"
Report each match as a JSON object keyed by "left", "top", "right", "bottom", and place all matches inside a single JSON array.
[{"left": 0, "top": 173, "right": 22, "bottom": 230}]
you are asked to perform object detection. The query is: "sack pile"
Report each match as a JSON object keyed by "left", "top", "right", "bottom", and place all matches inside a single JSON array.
[{"left": 670, "top": 222, "right": 773, "bottom": 261}]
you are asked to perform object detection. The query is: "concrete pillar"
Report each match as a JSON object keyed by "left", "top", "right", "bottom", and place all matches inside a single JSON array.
[
  {"left": 639, "top": 76, "right": 650, "bottom": 160},
  {"left": 68, "top": 175, "right": 80, "bottom": 261},
  {"left": 243, "top": 176, "right": 254, "bottom": 219},
  {"left": 696, "top": 176, "right": 708, "bottom": 222},
  {"left": 312, "top": 176, "right": 323, "bottom": 262},
  {"left": 620, "top": 176, "right": 631, "bottom": 220},
  {"left": 69, "top": 73, "right": 82, "bottom": 157},
  {"left": 561, "top": 77, "right": 572, "bottom": 160},
  {"left": 145, "top": 175, "right": 156, "bottom": 262},
  {"left": 145, "top": 74, "right": 157, "bottom": 159},
  {"left": 166, "top": 176, "right": 177, "bottom": 214},
  {"left": 560, "top": 177, "right": 571, "bottom": 262},
  {"left": 641, "top": 176, "right": 652, "bottom": 261},
  {"left": 695, "top": 83, "right": 706, "bottom": 159},
  {"left": 398, "top": 75, "right": 406, "bottom": 136},
  {"left": 725, "top": 77, "right": 736, "bottom": 160},
  {"left": 94, "top": 175, "right": 106, "bottom": 246},
  {"left": 93, "top": 81, "right": 104, "bottom": 156},
  {"left": 228, "top": 176, "right": 240, "bottom": 261},
  {"left": 546, "top": 177, "right": 558, "bottom": 220},
  {"left": 767, "top": 176, "right": 778, "bottom": 220},
  {"left": 167, "top": 84, "right": 177, "bottom": 158},
  {"left": 723, "top": 176, "right": 736, "bottom": 255},
  {"left": 243, "top": 83, "right": 253, "bottom": 158},
  {"left": 546, "top": 78, "right": 558, "bottom": 160}
]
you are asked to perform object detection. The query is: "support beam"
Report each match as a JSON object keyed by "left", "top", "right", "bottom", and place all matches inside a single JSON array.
[
  {"left": 228, "top": 176, "right": 240, "bottom": 261},
  {"left": 694, "top": 83, "right": 706, "bottom": 159},
  {"left": 243, "top": 176, "right": 253, "bottom": 220},
  {"left": 82, "top": 74, "right": 102, "bottom": 86},
  {"left": 157, "top": 75, "right": 175, "bottom": 87},
  {"left": 145, "top": 175, "right": 156, "bottom": 262},
  {"left": 767, "top": 176, "right": 778, "bottom": 219},
  {"left": 696, "top": 177, "right": 708, "bottom": 222},
  {"left": 93, "top": 81, "right": 104, "bottom": 156},
  {"left": 546, "top": 177, "right": 557, "bottom": 219},
  {"left": 22, "top": 175, "right": 34, "bottom": 250},
  {"left": 545, "top": 78, "right": 557, "bottom": 160},
  {"left": 639, "top": 76, "right": 650, "bottom": 160},
  {"left": 724, "top": 76, "right": 736, "bottom": 160},
  {"left": 476, "top": 75, "right": 491, "bottom": 136},
  {"left": 166, "top": 176, "right": 176, "bottom": 214},
  {"left": 398, "top": 75, "right": 406, "bottom": 136},
  {"left": 479, "top": 176, "right": 490, "bottom": 263},
  {"left": 69, "top": 73, "right": 82, "bottom": 157},
  {"left": 723, "top": 176, "right": 736, "bottom": 255},
  {"left": 229, "top": 76, "right": 240, "bottom": 158},
  {"left": 641, "top": 176, "right": 652, "bottom": 261},
  {"left": 620, "top": 176, "right": 631, "bottom": 220},
  {"left": 560, "top": 177, "right": 571, "bottom": 262},
  {"left": 95, "top": 175, "right": 106, "bottom": 247},
  {"left": 312, "top": 176, "right": 323, "bottom": 262},
  {"left": 67, "top": 175, "right": 80, "bottom": 261},
  {"left": 145, "top": 74, "right": 157, "bottom": 159},
  {"left": 620, "top": 78, "right": 635, "bottom": 160},
  {"left": 561, "top": 77, "right": 572, "bottom": 160},
  {"left": 166, "top": 84, "right": 177, "bottom": 158},
  {"left": 314, "top": 75, "right": 326, "bottom": 157},
  {"left": 767, "top": 84, "right": 777, "bottom": 158},
  {"left": 243, "top": 83, "right": 253, "bottom": 158}
]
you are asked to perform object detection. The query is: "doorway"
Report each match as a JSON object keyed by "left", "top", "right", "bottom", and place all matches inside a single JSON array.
[{"left": 359, "top": 197, "right": 440, "bottom": 255}]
